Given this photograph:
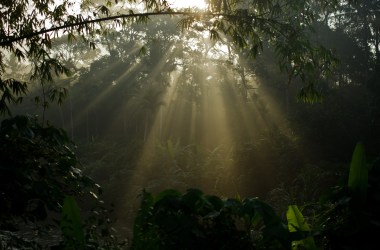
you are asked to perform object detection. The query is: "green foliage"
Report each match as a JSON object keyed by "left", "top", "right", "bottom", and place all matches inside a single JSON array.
[
  {"left": 1, "top": 0, "right": 341, "bottom": 114},
  {"left": 0, "top": 115, "right": 127, "bottom": 249},
  {"left": 0, "top": 115, "right": 95, "bottom": 228},
  {"left": 132, "top": 188, "right": 295, "bottom": 250},
  {"left": 315, "top": 143, "right": 380, "bottom": 249},
  {"left": 0, "top": 0, "right": 164, "bottom": 114},
  {"left": 286, "top": 205, "right": 316, "bottom": 250},
  {"left": 0, "top": 78, "right": 28, "bottom": 115},
  {"left": 129, "top": 142, "right": 380, "bottom": 249},
  {"left": 347, "top": 142, "right": 368, "bottom": 202},
  {"left": 57, "top": 196, "right": 127, "bottom": 250},
  {"left": 60, "top": 196, "right": 85, "bottom": 249}
]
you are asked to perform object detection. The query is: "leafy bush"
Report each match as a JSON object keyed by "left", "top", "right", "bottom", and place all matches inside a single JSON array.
[
  {"left": 131, "top": 143, "right": 380, "bottom": 250},
  {"left": 57, "top": 196, "right": 127, "bottom": 250},
  {"left": 1, "top": 115, "right": 378, "bottom": 250},
  {"left": 0, "top": 115, "right": 126, "bottom": 249},
  {"left": 0, "top": 115, "right": 95, "bottom": 229},
  {"left": 131, "top": 188, "right": 305, "bottom": 250}
]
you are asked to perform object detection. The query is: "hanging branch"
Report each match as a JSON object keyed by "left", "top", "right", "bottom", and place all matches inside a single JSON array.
[{"left": 0, "top": 11, "right": 279, "bottom": 47}]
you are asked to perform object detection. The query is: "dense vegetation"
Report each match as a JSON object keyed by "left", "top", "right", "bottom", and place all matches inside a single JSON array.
[{"left": 1, "top": 0, "right": 379, "bottom": 249}]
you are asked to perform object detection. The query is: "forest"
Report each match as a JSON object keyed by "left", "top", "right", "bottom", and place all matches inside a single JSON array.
[{"left": 0, "top": 0, "right": 379, "bottom": 249}]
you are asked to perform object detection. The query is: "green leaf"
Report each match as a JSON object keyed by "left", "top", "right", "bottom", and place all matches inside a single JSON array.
[
  {"left": 348, "top": 142, "right": 368, "bottom": 202},
  {"left": 205, "top": 195, "right": 224, "bottom": 210},
  {"left": 68, "top": 33, "right": 76, "bottom": 42},
  {"left": 60, "top": 196, "right": 85, "bottom": 249},
  {"left": 138, "top": 46, "right": 147, "bottom": 55},
  {"left": 287, "top": 205, "right": 310, "bottom": 232},
  {"left": 286, "top": 205, "right": 316, "bottom": 250},
  {"left": 182, "top": 189, "right": 206, "bottom": 213}
]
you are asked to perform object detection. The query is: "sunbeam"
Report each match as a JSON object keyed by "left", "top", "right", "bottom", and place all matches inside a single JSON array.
[{"left": 48, "top": 17, "right": 304, "bottom": 237}]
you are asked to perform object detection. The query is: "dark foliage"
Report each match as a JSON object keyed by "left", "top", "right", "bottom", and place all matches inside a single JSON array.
[
  {"left": 316, "top": 159, "right": 380, "bottom": 249},
  {"left": 0, "top": 115, "right": 96, "bottom": 230},
  {"left": 0, "top": 115, "right": 127, "bottom": 249},
  {"left": 131, "top": 188, "right": 301, "bottom": 250}
]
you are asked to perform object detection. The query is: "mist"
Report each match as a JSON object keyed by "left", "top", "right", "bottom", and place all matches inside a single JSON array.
[{"left": 3, "top": 1, "right": 380, "bottom": 247}]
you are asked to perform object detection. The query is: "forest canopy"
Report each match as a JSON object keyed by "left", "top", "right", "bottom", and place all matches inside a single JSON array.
[{"left": 0, "top": 0, "right": 348, "bottom": 115}]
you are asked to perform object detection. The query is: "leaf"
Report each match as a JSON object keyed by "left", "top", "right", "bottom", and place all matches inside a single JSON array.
[
  {"left": 98, "top": 5, "right": 110, "bottom": 16},
  {"left": 348, "top": 142, "right": 368, "bottom": 202},
  {"left": 287, "top": 205, "right": 310, "bottom": 232},
  {"left": 243, "top": 198, "right": 290, "bottom": 246},
  {"left": 182, "top": 189, "right": 206, "bottom": 213},
  {"left": 297, "top": 84, "right": 323, "bottom": 103},
  {"left": 60, "top": 196, "right": 85, "bottom": 249},
  {"left": 138, "top": 46, "right": 147, "bottom": 55},
  {"left": 205, "top": 195, "right": 224, "bottom": 210},
  {"left": 68, "top": 33, "right": 76, "bottom": 42},
  {"left": 286, "top": 205, "right": 316, "bottom": 250}
]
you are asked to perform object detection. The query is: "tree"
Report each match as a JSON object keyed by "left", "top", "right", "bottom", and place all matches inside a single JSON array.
[
  {"left": 1, "top": 0, "right": 339, "bottom": 117},
  {"left": 307, "top": 0, "right": 380, "bottom": 153}
]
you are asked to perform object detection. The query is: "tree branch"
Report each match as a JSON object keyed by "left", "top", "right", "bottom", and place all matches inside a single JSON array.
[{"left": 0, "top": 11, "right": 269, "bottom": 47}]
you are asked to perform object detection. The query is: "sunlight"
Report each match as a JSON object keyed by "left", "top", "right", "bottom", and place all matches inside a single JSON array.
[
  {"left": 70, "top": 44, "right": 145, "bottom": 136},
  {"left": 65, "top": 18, "right": 302, "bottom": 229},
  {"left": 7, "top": 0, "right": 376, "bottom": 247}
]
